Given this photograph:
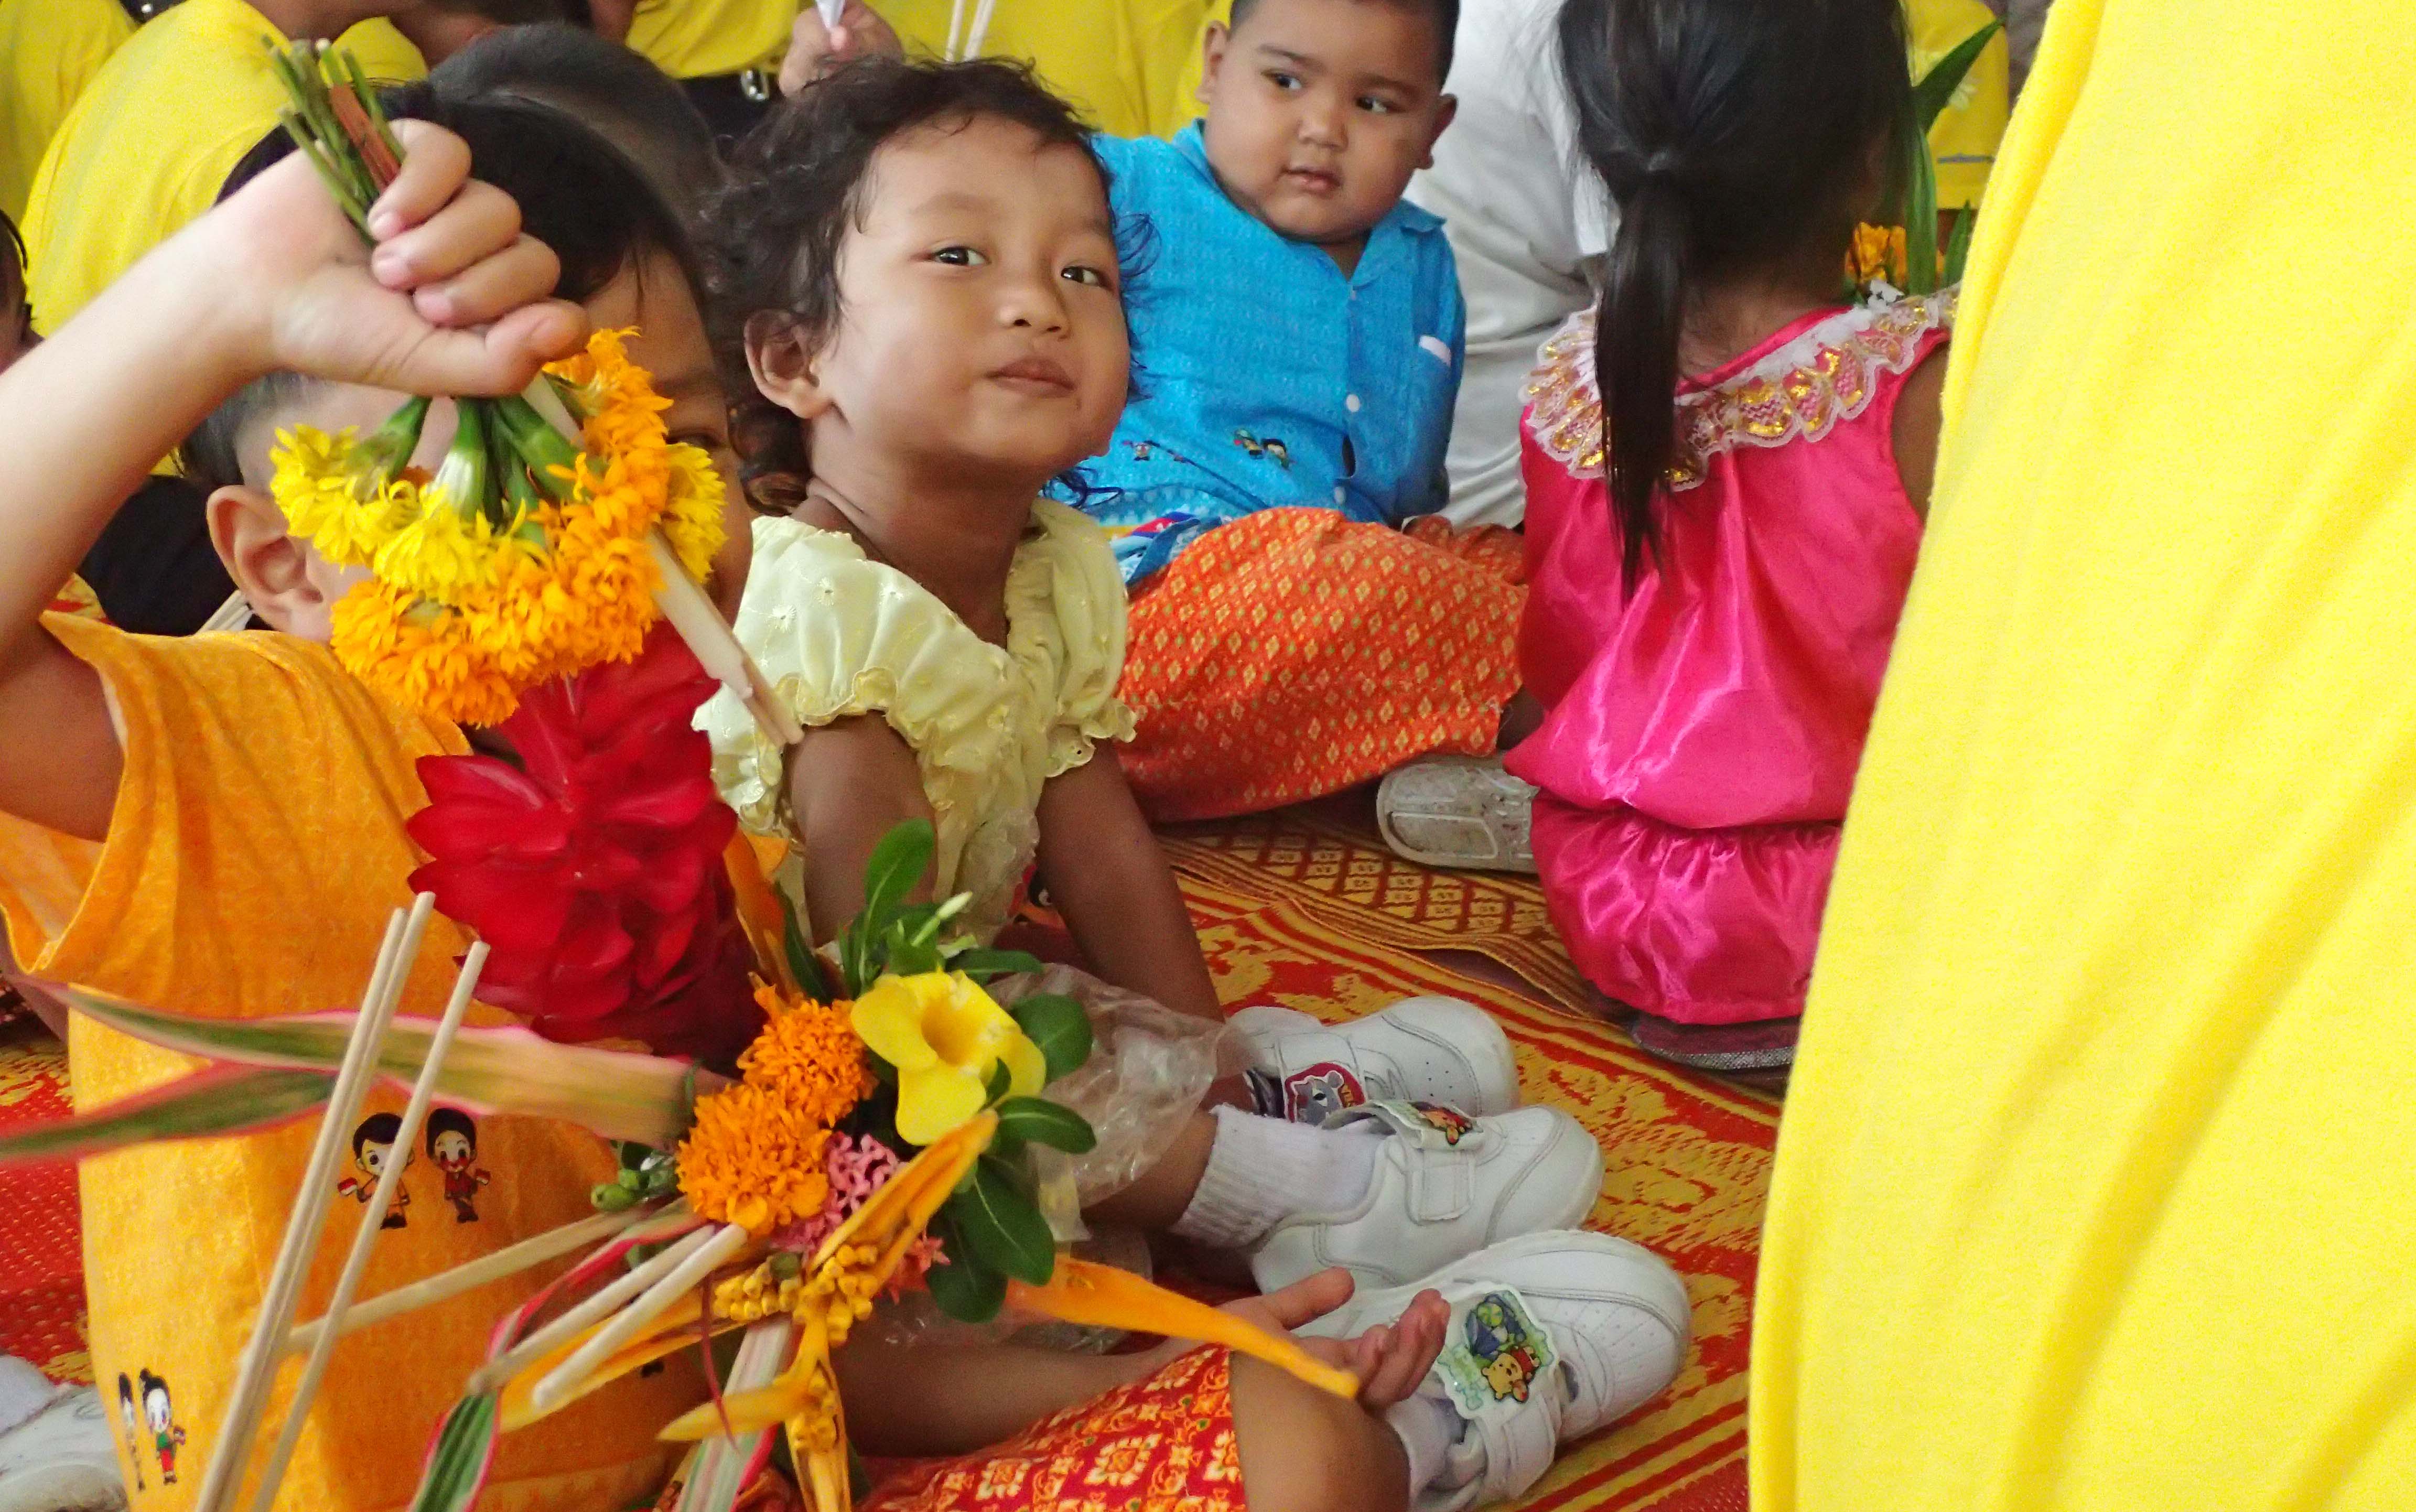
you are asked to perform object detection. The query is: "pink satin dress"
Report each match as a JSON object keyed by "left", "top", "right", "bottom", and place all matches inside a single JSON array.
[{"left": 1506, "top": 292, "right": 1954, "bottom": 1024}]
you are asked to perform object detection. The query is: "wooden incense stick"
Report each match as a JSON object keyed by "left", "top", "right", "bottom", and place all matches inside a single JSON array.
[
  {"left": 465, "top": 1219, "right": 725, "bottom": 1400},
  {"left": 244, "top": 943, "right": 489, "bottom": 1512},
  {"left": 528, "top": 1222, "right": 750, "bottom": 1415},
  {"left": 190, "top": 895, "right": 433, "bottom": 1512}
]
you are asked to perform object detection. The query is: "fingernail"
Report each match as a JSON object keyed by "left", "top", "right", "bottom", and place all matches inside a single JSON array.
[
  {"left": 368, "top": 207, "right": 402, "bottom": 239},
  {"left": 371, "top": 245, "right": 406, "bottom": 282}
]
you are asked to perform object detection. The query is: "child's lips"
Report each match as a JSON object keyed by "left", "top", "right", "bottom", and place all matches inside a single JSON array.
[
  {"left": 989, "top": 356, "right": 1076, "bottom": 394},
  {"left": 1281, "top": 165, "right": 1342, "bottom": 194}
]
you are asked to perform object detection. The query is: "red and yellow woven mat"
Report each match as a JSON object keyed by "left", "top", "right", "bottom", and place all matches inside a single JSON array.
[{"left": 0, "top": 1018, "right": 90, "bottom": 1385}]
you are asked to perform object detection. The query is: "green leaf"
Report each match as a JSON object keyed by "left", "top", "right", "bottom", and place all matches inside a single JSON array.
[
  {"left": 883, "top": 916, "right": 943, "bottom": 978},
  {"left": 1911, "top": 19, "right": 2003, "bottom": 133},
  {"left": 952, "top": 1158, "right": 1056, "bottom": 1286},
  {"left": 779, "top": 889, "right": 831, "bottom": 1001},
  {"left": 1008, "top": 995, "right": 1093, "bottom": 1084},
  {"left": 851, "top": 820, "right": 936, "bottom": 975},
  {"left": 406, "top": 1392, "right": 500, "bottom": 1512},
  {"left": 984, "top": 1059, "right": 1013, "bottom": 1106},
  {"left": 58, "top": 988, "right": 696, "bottom": 1148},
  {"left": 943, "top": 948, "right": 1044, "bottom": 982},
  {"left": 0, "top": 1065, "right": 332, "bottom": 1168},
  {"left": 1899, "top": 97, "right": 1940, "bottom": 295},
  {"left": 1941, "top": 201, "right": 1977, "bottom": 286},
  {"left": 995, "top": 1097, "right": 1098, "bottom": 1155},
  {"left": 923, "top": 1211, "right": 1008, "bottom": 1323}
]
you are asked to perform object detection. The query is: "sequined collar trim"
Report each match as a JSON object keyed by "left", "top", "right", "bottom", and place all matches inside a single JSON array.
[{"left": 1522, "top": 288, "right": 1957, "bottom": 489}]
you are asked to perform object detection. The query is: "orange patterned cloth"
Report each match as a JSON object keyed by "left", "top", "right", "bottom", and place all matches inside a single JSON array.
[
  {"left": 1120, "top": 509, "right": 1526, "bottom": 822},
  {"left": 47, "top": 574, "right": 104, "bottom": 621},
  {"left": 864, "top": 1346, "right": 1242, "bottom": 1512}
]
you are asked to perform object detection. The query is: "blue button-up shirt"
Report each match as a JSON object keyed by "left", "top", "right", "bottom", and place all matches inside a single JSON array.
[{"left": 1067, "top": 124, "right": 1465, "bottom": 583}]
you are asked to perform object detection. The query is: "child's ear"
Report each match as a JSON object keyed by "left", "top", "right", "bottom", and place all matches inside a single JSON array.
[
  {"left": 207, "top": 484, "right": 332, "bottom": 640},
  {"left": 1196, "top": 23, "right": 1231, "bottom": 104},
  {"left": 746, "top": 312, "right": 836, "bottom": 423},
  {"left": 1420, "top": 94, "right": 1459, "bottom": 170}
]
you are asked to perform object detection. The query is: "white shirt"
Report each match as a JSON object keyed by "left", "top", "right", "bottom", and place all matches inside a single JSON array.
[{"left": 1407, "top": 0, "right": 1612, "bottom": 528}]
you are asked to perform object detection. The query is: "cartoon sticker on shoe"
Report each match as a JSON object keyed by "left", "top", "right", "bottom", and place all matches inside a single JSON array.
[
  {"left": 1436, "top": 1289, "right": 1557, "bottom": 1418},
  {"left": 426, "top": 1108, "right": 491, "bottom": 1224},
  {"left": 336, "top": 1111, "right": 411, "bottom": 1228},
  {"left": 1409, "top": 1102, "right": 1476, "bottom": 1146},
  {"left": 115, "top": 1373, "right": 145, "bottom": 1489},
  {"left": 1282, "top": 1063, "right": 1366, "bottom": 1124},
  {"left": 139, "top": 1370, "right": 187, "bottom": 1484}
]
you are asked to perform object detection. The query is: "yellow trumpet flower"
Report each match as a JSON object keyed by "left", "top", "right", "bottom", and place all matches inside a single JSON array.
[{"left": 851, "top": 974, "right": 1044, "bottom": 1145}]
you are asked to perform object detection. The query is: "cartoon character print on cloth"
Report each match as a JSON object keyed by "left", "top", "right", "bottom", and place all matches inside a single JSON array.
[
  {"left": 1411, "top": 1101, "right": 1476, "bottom": 1146},
  {"left": 115, "top": 1374, "right": 144, "bottom": 1490},
  {"left": 138, "top": 1370, "right": 187, "bottom": 1484},
  {"left": 1436, "top": 1289, "right": 1557, "bottom": 1417},
  {"left": 337, "top": 1111, "right": 411, "bottom": 1228},
  {"left": 426, "top": 1108, "right": 492, "bottom": 1224},
  {"left": 1282, "top": 1061, "right": 1366, "bottom": 1124}
]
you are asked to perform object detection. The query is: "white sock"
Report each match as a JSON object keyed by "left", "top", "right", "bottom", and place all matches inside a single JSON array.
[
  {"left": 1387, "top": 1392, "right": 1462, "bottom": 1496},
  {"left": 1171, "top": 1106, "right": 1383, "bottom": 1249}
]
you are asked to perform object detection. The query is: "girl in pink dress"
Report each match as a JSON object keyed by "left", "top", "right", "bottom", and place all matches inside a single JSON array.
[{"left": 1509, "top": 0, "right": 1953, "bottom": 1071}]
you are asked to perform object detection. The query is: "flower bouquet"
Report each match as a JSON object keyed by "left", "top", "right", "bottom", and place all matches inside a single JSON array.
[
  {"left": 1848, "top": 16, "right": 2003, "bottom": 298},
  {"left": 0, "top": 824, "right": 1350, "bottom": 1512},
  {"left": 262, "top": 42, "right": 794, "bottom": 742}
]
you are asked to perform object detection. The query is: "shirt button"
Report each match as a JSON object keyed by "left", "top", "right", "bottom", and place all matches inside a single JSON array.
[
  {"left": 1333, "top": 485, "right": 1347, "bottom": 503},
  {"left": 1345, "top": 394, "right": 1362, "bottom": 413}
]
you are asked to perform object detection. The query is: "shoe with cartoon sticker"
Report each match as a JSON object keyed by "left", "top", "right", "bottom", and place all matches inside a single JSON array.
[
  {"left": 1297, "top": 1231, "right": 1691, "bottom": 1511},
  {"left": 1249, "top": 1101, "right": 1603, "bottom": 1293},
  {"left": 1230, "top": 997, "right": 1519, "bottom": 1125}
]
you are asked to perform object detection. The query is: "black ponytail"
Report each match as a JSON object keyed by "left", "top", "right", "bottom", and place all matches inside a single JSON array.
[{"left": 1557, "top": 0, "right": 1908, "bottom": 588}]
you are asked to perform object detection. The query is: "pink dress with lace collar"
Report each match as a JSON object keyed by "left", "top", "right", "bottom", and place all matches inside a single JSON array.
[{"left": 1505, "top": 291, "right": 1954, "bottom": 1024}]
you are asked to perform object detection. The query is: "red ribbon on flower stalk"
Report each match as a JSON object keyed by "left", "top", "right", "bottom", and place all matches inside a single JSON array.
[{"left": 406, "top": 627, "right": 763, "bottom": 1065}]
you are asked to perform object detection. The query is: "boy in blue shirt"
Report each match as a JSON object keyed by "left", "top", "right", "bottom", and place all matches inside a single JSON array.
[{"left": 1081, "top": 0, "right": 1530, "bottom": 842}]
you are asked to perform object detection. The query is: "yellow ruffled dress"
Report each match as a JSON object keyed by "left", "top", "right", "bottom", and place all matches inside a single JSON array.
[{"left": 701, "top": 499, "right": 1135, "bottom": 945}]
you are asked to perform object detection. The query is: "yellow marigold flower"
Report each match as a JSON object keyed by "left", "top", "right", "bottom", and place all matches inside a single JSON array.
[
  {"left": 676, "top": 1081, "right": 833, "bottom": 1236},
  {"left": 851, "top": 973, "right": 1044, "bottom": 1146},
  {"left": 1847, "top": 222, "right": 1908, "bottom": 289},
  {"left": 737, "top": 982, "right": 874, "bottom": 1128},
  {"left": 661, "top": 442, "right": 728, "bottom": 584},
  {"left": 270, "top": 426, "right": 417, "bottom": 568}
]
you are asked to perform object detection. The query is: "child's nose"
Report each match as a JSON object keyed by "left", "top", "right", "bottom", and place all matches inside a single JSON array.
[
  {"left": 1000, "top": 272, "right": 1070, "bottom": 332},
  {"left": 1297, "top": 92, "right": 1348, "bottom": 146}
]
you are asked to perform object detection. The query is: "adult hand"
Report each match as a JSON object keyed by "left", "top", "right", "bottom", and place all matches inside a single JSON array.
[
  {"left": 779, "top": 0, "right": 903, "bottom": 96},
  {"left": 198, "top": 120, "right": 586, "bottom": 398},
  {"left": 1225, "top": 1268, "right": 1450, "bottom": 1411}
]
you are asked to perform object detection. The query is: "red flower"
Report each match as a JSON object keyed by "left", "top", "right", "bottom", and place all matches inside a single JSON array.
[{"left": 408, "top": 627, "right": 762, "bottom": 1065}]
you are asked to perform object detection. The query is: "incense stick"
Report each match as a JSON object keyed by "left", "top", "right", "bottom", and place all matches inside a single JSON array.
[
  {"left": 191, "top": 895, "right": 434, "bottom": 1512},
  {"left": 528, "top": 1222, "right": 750, "bottom": 1415},
  {"left": 466, "top": 1219, "right": 724, "bottom": 1400},
  {"left": 245, "top": 943, "right": 489, "bottom": 1512}
]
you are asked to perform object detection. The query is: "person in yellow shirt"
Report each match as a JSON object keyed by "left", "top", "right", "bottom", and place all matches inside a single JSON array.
[
  {"left": 594, "top": 0, "right": 797, "bottom": 140},
  {"left": 0, "top": 0, "right": 132, "bottom": 229},
  {"left": 0, "top": 97, "right": 736, "bottom": 1512},
  {"left": 1750, "top": 2, "right": 2416, "bottom": 1509},
  {"left": 1908, "top": 0, "right": 2010, "bottom": 210},
  {"left": 876, "top": 0, "right": 1220, "bottom": 138}
]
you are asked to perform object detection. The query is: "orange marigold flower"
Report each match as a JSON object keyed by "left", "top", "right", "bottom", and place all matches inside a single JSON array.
[
  {"left": 737, "top": 982, "right": 875, "bottom": 1129},
  {"left": 677, "top": 1081, "right": 833, "bottom": 1235}
]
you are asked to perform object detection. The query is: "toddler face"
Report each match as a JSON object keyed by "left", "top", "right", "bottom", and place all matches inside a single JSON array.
[
  {"left": 807, "top": 115, "right": 1128, "bottom": 483},
  {"left": 1199, "top": 0, "right": 1453, "bottom": 252}
]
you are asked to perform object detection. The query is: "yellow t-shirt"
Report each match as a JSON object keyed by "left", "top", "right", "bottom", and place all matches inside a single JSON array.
[
  {"left": 1910, "top": 0, "right": 2011, "bottom": 210},
  {"left": 0, "top": 0, "right": 131, "bottom": 227},
  {"left": 885, "top": 0, "right": 1220, "bottom": 139},
  {"left": 1752, "top": 2, "right": 2416, "bottom": 1509},
  {"left": 23, "top": 0, "right": 425, "bottom": 340},
  {"left": 625, "top": 0, "right": 796, "bottom": 79},
  {"left": 0, "top": 618, "right": 694, "bottom": 1511}
]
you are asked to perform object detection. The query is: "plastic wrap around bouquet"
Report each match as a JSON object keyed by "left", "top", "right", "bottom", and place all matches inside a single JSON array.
[
  {"left": 261, "top": 41, "right": 794, "bottom": 742},
  {"left": 1, "top": 822, "right": 1354, "bottom": 1512}
]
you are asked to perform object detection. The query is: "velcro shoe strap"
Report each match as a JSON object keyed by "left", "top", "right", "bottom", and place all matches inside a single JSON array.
[{"left": 1324, "top": 1100, "right": 1482, "bottom": 1222}]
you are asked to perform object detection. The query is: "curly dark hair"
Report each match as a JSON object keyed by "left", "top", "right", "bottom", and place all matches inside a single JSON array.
[{"left": 702, "top": 57, "right": 1123, "bottom": 513}]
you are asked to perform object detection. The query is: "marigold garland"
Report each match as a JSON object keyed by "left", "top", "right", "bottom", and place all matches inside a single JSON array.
[{"left": 276, "top": 328, "right": 727, "bottom": 726}]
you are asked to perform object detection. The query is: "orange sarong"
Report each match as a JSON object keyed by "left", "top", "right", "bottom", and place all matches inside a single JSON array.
[{"left": 1119, "top": 508, "right": 1525, "bottom": 822}]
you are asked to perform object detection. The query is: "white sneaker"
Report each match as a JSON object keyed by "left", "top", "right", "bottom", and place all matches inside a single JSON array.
[
  {"left": 1251, "top": 1102, "right": 1603, "bottom": 1293},
  {"left": 1377, "top": 755, "right": 1539, "bottom": 873},
  {"left": 1300, "top": 1231, "right": 1691, "bottom": 1511},
  {"left": 1230, "top": 998, "right": 1520, "bottom": 1125},
  {"left": 0, "top": 1387, "right": 127, "bottom": 1512}
]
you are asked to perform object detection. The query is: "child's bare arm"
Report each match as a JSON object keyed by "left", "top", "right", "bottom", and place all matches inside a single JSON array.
[
  {"left": 0, "top": 123, "right": 582, "bottom": 838},
  {"left": 785, "top": 714, "right": 936, "bottom": 941},
  {"left": 1892, "top": 347, "right": 1949, "bottom": 521},
  {"left": 1034, "top": 750, "right": 1222, "bottom": 1020}
]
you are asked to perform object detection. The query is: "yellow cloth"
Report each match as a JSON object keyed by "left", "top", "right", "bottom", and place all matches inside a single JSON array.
[
  {"left": 1752, "top": 3, "right": 2416, "bottom": 1509},
  {"left": 885, "top": 0, "right": 1221, "bottom": 138},
  {"left": 23, "top": 0, "right": 425, "bottom": 340},
  {"left": 702, "top": 500, "right": 1134, "bottom": 944},
  {"left": 625, "top": 0, "right": 794, "bottom": 79},
  {"left": 1910, "top": 0, "right": 2010, "bottom": 209},
  {"left": 0, "top": 619, "right": 692, "bottom": 1512},
  {"left": 0, "top": 0, "right": 131, "bottom": 227}
]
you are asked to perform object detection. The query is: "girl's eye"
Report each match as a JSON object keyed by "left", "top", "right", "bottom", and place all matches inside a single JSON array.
[
  {"left": 933, "top": 245, "right": 989, "bottom": 266},
  {"left": 1265, "top": 70, "right": 1300, "bottom": 91},
  {"left": 1062, "top": 265, "right": 1111, "bottom": 289}
]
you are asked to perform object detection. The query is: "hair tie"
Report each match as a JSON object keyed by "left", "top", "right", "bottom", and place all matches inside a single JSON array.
[{"left": 1643, "top": 151, "right": 1683, "bottom": 180}]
